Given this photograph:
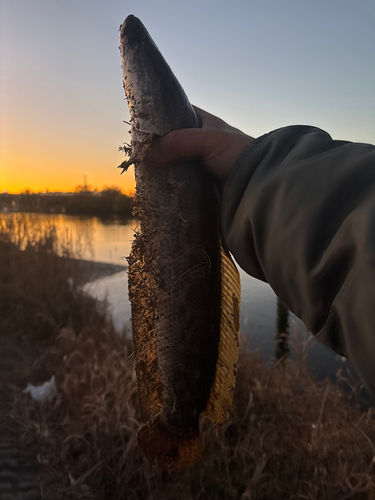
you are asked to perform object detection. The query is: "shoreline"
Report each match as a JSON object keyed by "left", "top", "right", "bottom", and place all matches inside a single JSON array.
[{"left": 76, "top": 258, "right": 128, "bottom": 283}]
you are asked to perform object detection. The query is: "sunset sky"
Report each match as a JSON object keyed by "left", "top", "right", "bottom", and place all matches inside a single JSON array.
[{"left": 1, "top": 0, "right": 374, "bottom": 194}]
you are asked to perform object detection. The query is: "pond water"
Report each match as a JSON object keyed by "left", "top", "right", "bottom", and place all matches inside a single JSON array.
[{"left": 6, "top": 213, "right": 367, "bottom": 395}]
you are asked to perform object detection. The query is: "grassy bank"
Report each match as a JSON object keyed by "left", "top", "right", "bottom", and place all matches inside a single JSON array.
[
  {"left": 0, "top": 213, "right": 109, "bottom": 342},
  {"left": 2, "top": 214, "right": 375, "bottom": 499}
]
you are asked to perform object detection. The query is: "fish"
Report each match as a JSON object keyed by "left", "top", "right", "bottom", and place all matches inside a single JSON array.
[{"left": 119, "top": 14, "right": 241, "bottom": 469}]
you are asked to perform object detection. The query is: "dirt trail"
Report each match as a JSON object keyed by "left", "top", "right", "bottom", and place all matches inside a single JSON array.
[{"left": 0, "top": 336, "right": 56, "bottom": 500}]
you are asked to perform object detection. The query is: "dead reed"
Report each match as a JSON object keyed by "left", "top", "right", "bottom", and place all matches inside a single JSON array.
[
  {"left": 0, "top": 213, "right": 106, "bottom": 341},
  {"left": 16, "top": 329, "right": 375, "bottom": 500}
]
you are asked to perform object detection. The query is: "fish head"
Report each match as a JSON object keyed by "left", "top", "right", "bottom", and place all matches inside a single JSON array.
[
  {"left": 120, "top": 15, "right": 153, "bottom": 47},
  {"left": 119, "top": 15, "right": 198, "bottom": 165}
]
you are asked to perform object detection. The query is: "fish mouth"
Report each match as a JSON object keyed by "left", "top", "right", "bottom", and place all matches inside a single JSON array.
[{"left": 120, "top": 15, "right": 153, "bottom": 47}]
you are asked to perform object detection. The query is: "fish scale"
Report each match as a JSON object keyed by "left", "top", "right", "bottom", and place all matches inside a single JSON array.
[{"left": 134, "top": 160, "right": 221, "bottom": 431}]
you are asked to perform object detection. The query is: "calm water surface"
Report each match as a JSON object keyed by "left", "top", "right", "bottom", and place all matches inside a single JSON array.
[{"left": 14, "top": 214, "right": 363, "bottom": 389}]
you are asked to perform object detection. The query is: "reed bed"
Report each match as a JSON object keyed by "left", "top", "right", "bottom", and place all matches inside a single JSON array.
[
  {"left": 5, "top": 213, "right": 375, "bottom": 499},
  {"left": 0, "top": 213, "right": 105, "bottom": 341}
]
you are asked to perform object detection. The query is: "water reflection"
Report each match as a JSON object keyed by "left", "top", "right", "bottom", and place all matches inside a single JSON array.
[{"left": 1, "top": 213, "right": 134, "bottom": 265}]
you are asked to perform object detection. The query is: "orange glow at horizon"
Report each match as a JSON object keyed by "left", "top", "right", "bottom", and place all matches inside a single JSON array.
[
  {"left": 1, "top": 162, "right": 136, "bottom": 196},
  {"left": 1, "top": 161, "right": 135, "bottom": 195},
  {"left": 1, "top": 112, "right": 136, "bottom": 195}
]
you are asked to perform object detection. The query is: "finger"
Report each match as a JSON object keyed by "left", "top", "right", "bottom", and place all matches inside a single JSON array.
[
  {"left": 146, "top": 128, "right": 207, "bottom": 165},
  {"left": 192, "top": 105, "right": 230, "bottom": 130},
  {"left": 192, "top": 105, "right": 244, "bottom": 134}
]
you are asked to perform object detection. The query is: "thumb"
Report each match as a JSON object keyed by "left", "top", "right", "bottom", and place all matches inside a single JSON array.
[{"left": 146, "top": 128, "right": 207, "bottom": 166}]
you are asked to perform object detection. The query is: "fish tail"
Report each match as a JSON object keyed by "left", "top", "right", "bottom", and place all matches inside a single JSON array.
[{"left": 137, "top": 415, "right": 203, "bottom": 469}]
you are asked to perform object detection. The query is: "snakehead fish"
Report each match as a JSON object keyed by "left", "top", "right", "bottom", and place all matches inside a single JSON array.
[{"left": 119, "top": 15, "right": 241, "bottom": 469}]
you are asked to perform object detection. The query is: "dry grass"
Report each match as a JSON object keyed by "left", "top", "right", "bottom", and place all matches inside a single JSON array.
[
  {"left": 5, "top": 212, "right": 375, "bottom": 499},
  {"left": 16, "top": 330, "right": 375, "bottom": 500},
  {"left": 0, "top": 213, "right": 107, "bottom": 342}
]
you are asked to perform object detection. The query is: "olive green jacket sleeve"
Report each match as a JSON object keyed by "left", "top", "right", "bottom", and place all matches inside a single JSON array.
[{"left": 221, "top": 125, "right": 375, "bottom": 393}]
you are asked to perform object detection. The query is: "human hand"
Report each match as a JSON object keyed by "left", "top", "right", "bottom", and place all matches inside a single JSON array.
[{"left": 146, "top": 106, "right": 254, "bottom": 185}]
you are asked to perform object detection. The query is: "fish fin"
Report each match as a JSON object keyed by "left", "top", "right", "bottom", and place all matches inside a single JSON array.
[
  {"left": 128, "top": 237, "right": 163, "bottom": 416},
  {"left": 138, "top": 415, "right": 203, "bottom": 470},
  {"left": 203, "top": 240, "right": 241, "bottom": 425}
]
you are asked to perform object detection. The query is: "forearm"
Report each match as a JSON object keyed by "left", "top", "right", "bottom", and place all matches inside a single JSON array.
[{"left": 222, "top": 125, "right": 375, "bottom": 392}]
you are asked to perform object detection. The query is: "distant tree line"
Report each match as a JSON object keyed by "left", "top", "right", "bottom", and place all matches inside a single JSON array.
[{"left": 0, "top": 188, "right": 134, "bottom": 218}]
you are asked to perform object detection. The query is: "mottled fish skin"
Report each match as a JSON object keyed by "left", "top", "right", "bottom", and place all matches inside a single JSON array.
[
  {"left": 119, "top": 15, "right": 197, "bottom": 166},
  {"left": 119, "top": 15, "right": 240, "bottom": 469},
  {"left": 121, "top": 13, "right": 221, "bottom": 427}
]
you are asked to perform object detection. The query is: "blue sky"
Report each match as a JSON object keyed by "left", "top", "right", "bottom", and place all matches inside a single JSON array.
[{"left": 1, "top": 0, "right": 374, "bottom": 192}]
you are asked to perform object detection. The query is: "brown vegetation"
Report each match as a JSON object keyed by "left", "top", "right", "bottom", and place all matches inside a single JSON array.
[
  {"left": 3, "top": 213, "right": 375, "bottom": 499},
  {"left": 0, "top": 213, "right": 108, "bottom": 342},
  {"left": 15, "top": 329, "right": 375, "bottom": 500}
]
